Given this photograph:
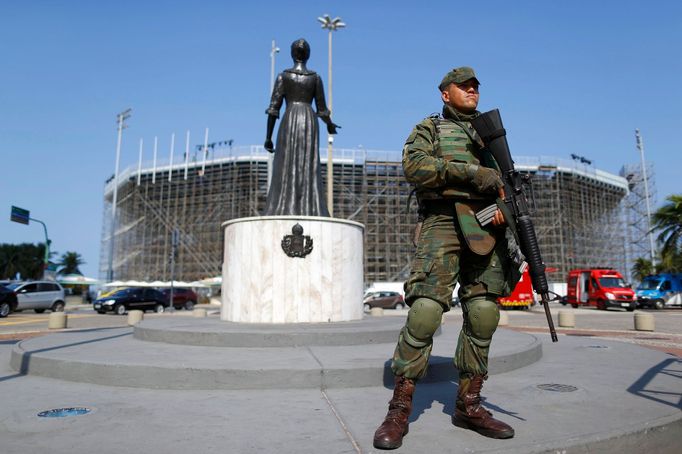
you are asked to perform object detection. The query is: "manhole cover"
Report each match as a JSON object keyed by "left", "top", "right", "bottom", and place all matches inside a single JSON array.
[
  {"left": 537, "top": 384, "right": 578, "bottom": 392},
  {"left": 37, "top": 407, "right": 91, "bottom": 418}
]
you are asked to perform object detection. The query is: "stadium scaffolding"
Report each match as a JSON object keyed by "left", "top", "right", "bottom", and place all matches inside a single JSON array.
[{"left": 100, "top": 145, "right": 631, "bottom": 285}]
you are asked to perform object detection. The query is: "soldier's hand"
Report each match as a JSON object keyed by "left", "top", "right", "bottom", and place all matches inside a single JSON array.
[
  {"left": 492, "top": 187, "right": 506, "bottom": 226},
  {"left": 264, "top": 139, "right": 274, "bottom": 153},
  {"left": 472, "top": 166, "right": 504, "bottom": 194},
  {"left": 491, "top": 209, "right": 506, "bottom": 227}
]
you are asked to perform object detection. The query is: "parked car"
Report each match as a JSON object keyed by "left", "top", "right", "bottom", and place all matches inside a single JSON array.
[
  {"left": 363, "top": 291, "right": 405, "bottom": 310},
  {"left": 0, "top": 285, "right": 18, "bottom": 317},
  {"left": 5, "top": 281, "right": 66, "bottom": 313},
  {"left": 93, "top": 287, "right": 168, "bottom": 315},
  {"left": 159, "top": 287, "right": 197, "bottom": 310}
]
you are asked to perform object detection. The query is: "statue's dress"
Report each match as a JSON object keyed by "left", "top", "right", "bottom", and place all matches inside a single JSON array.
[{"left": 265, "top": 68, "right": 330, "bottom": 216}]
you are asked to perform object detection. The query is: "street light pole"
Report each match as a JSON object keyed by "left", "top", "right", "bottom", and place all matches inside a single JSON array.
[
  {"left": 107, "top": 108, "right": 131, "bottom": 282},
  {"left": 635, "top": 129, "right": 656, "bottom": 267},
  {"left": 317, "top": 14, "right": 345, "bottom": 217},
  {"left": 268, "top": 40, "right": 280, "bottom": 191},
  {"left": 270, "top": 40, "right": 280, "bottom": 95}
]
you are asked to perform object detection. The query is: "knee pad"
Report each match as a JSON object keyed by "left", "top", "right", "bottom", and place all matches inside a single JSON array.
[
  {"left": 404, "top": 298, "right": 443, "bottom": 348},
  {"left": 464, "top": 297, "right": 499, "bottom": 348}
]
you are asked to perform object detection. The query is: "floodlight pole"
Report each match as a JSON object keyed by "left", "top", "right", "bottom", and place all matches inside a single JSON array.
[
  {"left": 318, "top": 14, "right": 345, "bottom": 217},
  {"left": 326, "top": 28, "right": 333, "bottom": 216},
  {"left": 107, "top": 108, "right": 131, "bottom": 282},
  {"left": 635, "top": 129, "right": 656, "bottom": 267}
]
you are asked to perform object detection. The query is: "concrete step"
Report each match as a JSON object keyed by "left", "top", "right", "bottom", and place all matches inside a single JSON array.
[
  {"left": 132, "top": 315, "right": 410, "bottom": 347},
  {"left": 10, "top": 318, "right": 541, "bottom": 390}
]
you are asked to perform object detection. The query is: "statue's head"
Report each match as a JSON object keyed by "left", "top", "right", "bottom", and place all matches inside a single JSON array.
[{"left": 291, "top": 39, "right": 310, "bottom": 63}]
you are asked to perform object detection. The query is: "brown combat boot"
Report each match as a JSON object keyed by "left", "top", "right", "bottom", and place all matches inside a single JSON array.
[
  {"left": 452, "top": 374, "right": 514, "bottom": 439},
  {"left": 373, "top": 375, "right": 416, "bottom": 450}
]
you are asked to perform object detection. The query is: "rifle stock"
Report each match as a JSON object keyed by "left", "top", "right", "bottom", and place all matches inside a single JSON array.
[{"left": 470, "top": 109, "right": 558, "bottom": 342}]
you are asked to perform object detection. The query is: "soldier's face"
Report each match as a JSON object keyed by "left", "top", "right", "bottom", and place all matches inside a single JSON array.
[{"left": 441, "top": 80, "right": 479, "bottom": 113}]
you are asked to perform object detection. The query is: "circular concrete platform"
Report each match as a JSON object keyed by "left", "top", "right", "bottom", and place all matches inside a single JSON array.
[
  {"left": 133, "top": 316, "right": 410, "bottom": 347},
  {"left": 10, "top": 317, "right": 541, "bottom": 390}
]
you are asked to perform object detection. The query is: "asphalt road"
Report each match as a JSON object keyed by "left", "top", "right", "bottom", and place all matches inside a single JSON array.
[
  {"left": 0, "top": 304, "right": 210, "bottom": 338},
  {"left": 1, "top": 302, "right": 680, "bottom": 356}
]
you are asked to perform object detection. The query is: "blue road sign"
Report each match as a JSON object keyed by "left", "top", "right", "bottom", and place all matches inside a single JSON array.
[{"left": 10, "top": 206, "right": 30, "bottom": 225}]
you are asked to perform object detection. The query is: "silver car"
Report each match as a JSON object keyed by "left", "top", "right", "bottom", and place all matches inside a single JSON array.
[{"left": 7, "top": 281, "right": 66, "bottom": 313}]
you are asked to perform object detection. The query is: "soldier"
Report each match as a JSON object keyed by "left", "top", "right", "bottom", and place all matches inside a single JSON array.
[{"left": 373, "top": 67, "right": 521, "bottom": 450}]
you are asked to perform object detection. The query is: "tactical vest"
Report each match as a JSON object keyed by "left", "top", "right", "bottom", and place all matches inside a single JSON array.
[
  {"left": 435, "top": 118, "right": 480, "bottom": 165},
  {"left": 424, "top": 117, "right": 500, "bottom": 255},
  {"left": 416, "top": 117, "right": 491, "bottom": 201}
]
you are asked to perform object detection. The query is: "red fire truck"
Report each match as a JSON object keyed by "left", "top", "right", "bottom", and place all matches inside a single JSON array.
[
  {"left": 498, "top": 268, "right": 535, "bottom": 309},
  {"left": 565, "top": 268, "right": 636, "bottom": 311}
]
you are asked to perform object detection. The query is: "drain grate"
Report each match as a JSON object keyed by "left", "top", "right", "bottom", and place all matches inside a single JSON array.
[
  {"left": 586, "top": 345, "right": 609, "bottom": 349},
  {"left": 537, "top": 384, "right": 578, "bottom": 393},
  {"left": 38, "top": 407, "right": 91, "bottom": 418}
]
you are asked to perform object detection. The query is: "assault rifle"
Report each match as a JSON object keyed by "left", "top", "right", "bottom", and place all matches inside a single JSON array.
[{"left": 470, "top": 109, "right": 559, "bottom": 342}]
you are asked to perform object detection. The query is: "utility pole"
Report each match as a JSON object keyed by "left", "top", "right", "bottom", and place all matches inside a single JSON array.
[
  {"left": 635, "top": 129, "right": 656, "bottom": 267},
  {"left": 107, "top": 108, "right": 131, "bottom": 282},
  {"left": 318, "top": 14, "right": 345, "bottom": 217}
]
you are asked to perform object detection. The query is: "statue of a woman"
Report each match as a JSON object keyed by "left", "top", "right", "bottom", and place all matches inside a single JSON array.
[{"left": 264, "top": 38, "right": 339, "bottom": 216}]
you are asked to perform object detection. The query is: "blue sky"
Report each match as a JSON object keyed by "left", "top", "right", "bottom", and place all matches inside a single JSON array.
[{"left": 1, "top": 1, "right": 680, "bottom": 278}]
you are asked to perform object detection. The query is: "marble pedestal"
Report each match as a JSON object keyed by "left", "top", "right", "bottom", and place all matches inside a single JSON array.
[{"left": 221, "top": 216, "right": 364, "bottom": 323}]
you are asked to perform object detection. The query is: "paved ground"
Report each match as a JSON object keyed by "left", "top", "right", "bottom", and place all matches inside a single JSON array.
[
  {"left": 0, "top": 326, "right": 679, "bottom": 454},
  {"left": 0, "top": 301, "right": 679, "bottom": 453}
]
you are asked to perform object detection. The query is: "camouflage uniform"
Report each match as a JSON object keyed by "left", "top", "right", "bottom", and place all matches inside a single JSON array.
[
  {"left": 391, "top": 99, "right": 520, "bottom": 381},
  {"left": 374, "top": 68, "right": 519, "bottom": 449}
]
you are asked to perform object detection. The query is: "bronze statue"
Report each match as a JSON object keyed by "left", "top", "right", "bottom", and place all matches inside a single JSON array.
[{"left": 264, "top": 38, "right": 339, "bottom": 216}]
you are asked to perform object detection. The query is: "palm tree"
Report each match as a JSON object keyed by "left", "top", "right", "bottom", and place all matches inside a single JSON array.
[
  {"left": 656, "top": 248, "right": 682, "bottom": 274},
  {"left": 58, "top": 251, "right": 85, "bottom": 275},
  {"left": 651, "top": 194, "right": 682, "bottom": 260},
  {"left": 631, "top": 257, "right": 653, "bottom": 283}
]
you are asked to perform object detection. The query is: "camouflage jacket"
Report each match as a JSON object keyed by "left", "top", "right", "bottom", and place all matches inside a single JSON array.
[
  {"left": 403, "top": 105, "right": 501, "bottom": 255},
  {"left": 402, "top": 105, "right": 499, "bottom": 201}
]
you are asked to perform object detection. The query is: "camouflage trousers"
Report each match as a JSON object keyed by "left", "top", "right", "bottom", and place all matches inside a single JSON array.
[{"left": 391, "top": 212, "right": 512, "bottom": 380}]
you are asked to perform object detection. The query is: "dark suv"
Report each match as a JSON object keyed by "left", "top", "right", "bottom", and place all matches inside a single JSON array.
[
  {"left": 0, "top": 285, "right": 18, "bottom": 318},
  {"left": 160, "top": 288, "right": 198, "bottom": 310},
  {"left": 363, "top": 291, "right": 405, "bottom": 310},
  {"left": 94, "top": 287, "right": 168, "bottom": 315}
]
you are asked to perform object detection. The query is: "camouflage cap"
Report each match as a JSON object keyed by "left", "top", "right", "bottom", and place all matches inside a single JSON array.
[{"left": 438, "top": 67, "right": 480, "bottom": 91}]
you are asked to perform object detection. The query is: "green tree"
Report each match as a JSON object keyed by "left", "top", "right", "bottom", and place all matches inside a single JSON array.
[
  {"left": 651, "top": 194, "right": 682, "bottom": 260},
  {"left": 656, "top": 248, "right": 682, "bottom": 274},
  {"left": 0, "top": 243, "right": 50, "bottom": 280},
  {"left": 58, "top": 251, "right": 85, "bottom": 275},
  {"left": 631, "top": 257, "right": 653, "bottom": 282}
]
